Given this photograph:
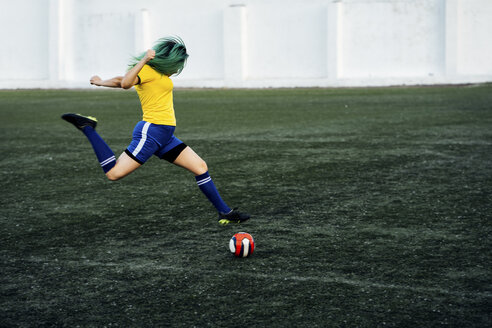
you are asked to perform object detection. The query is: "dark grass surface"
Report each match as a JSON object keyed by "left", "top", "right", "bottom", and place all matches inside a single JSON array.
[{"left": 1, "top": 85, "right": 491, "bottom": 327}]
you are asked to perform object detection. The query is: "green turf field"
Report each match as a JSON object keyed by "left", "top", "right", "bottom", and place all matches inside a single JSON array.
[{"left": 1, "top": 85, "right": 491, "bottom": 327}]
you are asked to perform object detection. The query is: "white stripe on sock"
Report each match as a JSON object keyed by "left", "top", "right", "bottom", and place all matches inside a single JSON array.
[
  {"left": 100, "top": 156, "right": 116, "bottom": 167},
  {"left": 132, "top": 122, "right": 151, "bottom": 157},
  {"left": 196, "top": 177, "right": 212, "bottom": 186}
]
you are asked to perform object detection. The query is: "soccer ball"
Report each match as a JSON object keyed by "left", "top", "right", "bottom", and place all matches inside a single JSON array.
[{"left": 229, "top": 232, "right": 255, "bottom": 258}]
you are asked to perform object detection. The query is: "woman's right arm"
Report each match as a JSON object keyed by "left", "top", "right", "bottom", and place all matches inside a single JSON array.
[{"left": 120, "top": 49, "right": 156, "bottom": 89}]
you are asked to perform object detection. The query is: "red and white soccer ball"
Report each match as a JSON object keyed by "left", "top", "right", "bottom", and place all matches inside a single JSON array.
[{"left": 229, "top": 232, "right": 255, "bottom": 258}]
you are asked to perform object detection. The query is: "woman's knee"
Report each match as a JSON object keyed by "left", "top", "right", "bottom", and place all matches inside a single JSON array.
[
  {"left": 106, "top": 170, "right": 122, "bottom": 181},
  {"left": 196, "top": 159, "right": 208, "bottom": 175},
  {"left": 172, "top": 146, "right": 208, "bottom": 175},
  {"left": 104, "top": 152, "right": 141, "bottom": 181}
]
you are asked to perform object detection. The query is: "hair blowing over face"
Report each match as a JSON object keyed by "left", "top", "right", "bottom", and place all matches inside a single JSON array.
[{"left": 129, "top": 36, "right": 189, "bottom": 76}]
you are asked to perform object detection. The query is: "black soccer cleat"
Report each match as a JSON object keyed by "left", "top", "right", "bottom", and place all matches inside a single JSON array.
[
  {"left": 61, "top": 113, "right": 98, "bottom": 130},
  {"left": 218, "top": 208, "right": 250, "bottom": 225}
]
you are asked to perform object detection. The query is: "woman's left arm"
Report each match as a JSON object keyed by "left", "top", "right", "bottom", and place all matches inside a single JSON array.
[{"left": 90, "top": 75, "right": 123, "bottom": 88}]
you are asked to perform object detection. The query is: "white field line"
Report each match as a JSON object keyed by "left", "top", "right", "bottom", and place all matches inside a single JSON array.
[{"left": 44, "top": 259, "right": 492, "bottom": 299}]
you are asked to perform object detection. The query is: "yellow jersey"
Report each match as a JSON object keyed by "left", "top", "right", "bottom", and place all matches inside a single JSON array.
[{"left": 135, "top": 65, "right": 176, "bottom": 126}]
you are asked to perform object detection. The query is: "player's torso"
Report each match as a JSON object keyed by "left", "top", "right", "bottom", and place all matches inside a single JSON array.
[{"left": 135, "top": 65, "right": 176, "bottom": 126}]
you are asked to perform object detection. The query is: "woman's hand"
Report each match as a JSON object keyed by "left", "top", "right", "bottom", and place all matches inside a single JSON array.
[
  {"left": 90, "top": 75, "right": 102, "bottom": 86},
  {"left": 121, "top": 49, "right": 154, "bottom": 89},
  {"left": 144, "top": 49, "right": 156, "bottom": 63},
  {"left": 121, "top": 49, "right": 155, "bottom": 89}
]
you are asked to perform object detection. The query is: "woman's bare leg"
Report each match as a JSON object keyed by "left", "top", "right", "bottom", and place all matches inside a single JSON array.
[
  {"left": 105, "top": 152, "right": 141, "bottom": 181},
  {"left": 172, "top": 146, "right": 208, "bottom": 176}
]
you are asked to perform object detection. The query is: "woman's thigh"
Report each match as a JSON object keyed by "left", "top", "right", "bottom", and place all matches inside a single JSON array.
[{"left": 172, "top": 146, "right": 208, "bottom": 176}]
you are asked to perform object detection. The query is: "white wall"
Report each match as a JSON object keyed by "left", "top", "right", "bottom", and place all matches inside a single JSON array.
[
  {"left": 0, "top": 0, "right": 491, "bottom": 88},
  {"left": 339, "top": 0, "right": 446, "bottom": 78},
  {"left": 0, "top": 0, "right": 51, "bottom": 80}
]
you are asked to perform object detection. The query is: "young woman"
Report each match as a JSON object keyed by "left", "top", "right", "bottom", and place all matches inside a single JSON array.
[{"left": 62, "top": 36, "right": 249, "bottom": 225}]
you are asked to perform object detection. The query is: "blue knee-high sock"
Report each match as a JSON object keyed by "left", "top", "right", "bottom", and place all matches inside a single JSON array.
[
  {"left": 195, "top": 171, "right": 231, "bottom": 214},
  {"left": 82, "top": 126, "right": 116, "bottom": 173}
]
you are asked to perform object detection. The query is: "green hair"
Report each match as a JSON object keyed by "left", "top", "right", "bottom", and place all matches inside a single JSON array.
[{"left": 129, "top": 36, "right": 189, "bottom": 76}]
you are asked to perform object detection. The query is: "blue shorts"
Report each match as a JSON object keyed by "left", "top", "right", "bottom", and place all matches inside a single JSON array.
[{"left": 125, "top": 121, "right": 187, "bottom": 164}]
